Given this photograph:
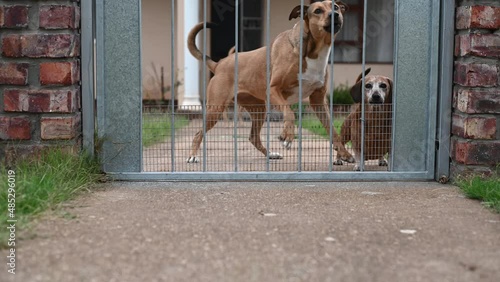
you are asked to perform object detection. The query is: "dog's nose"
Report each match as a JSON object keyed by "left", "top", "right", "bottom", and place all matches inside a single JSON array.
[
  {"left": 334, "top": 12, "right": 339, "bottom": 21},
  {"left": 372, "top": 93, "right": 383, "bottom": 103}
]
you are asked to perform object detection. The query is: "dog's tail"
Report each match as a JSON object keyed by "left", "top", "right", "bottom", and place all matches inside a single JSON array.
[
  {"left": 188, "top": 22, "right": 218, "bottom": 73},
  {"left": 355, "top": 67, "right": 372, "bottom": 83}
]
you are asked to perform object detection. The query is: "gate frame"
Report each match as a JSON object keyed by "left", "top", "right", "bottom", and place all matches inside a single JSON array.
[{"left": 84, "top": 0, "right": 455, "bottom": 182}]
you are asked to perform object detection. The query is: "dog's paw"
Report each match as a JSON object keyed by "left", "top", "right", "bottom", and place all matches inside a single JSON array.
[
  {"left": 353, "top": 165, "right": 361, "bottom": 171},
  {"left": 277, "top": 136, "right": 293, "bottom": 150},
  {"left": 268, "top": 152, "right": 283, "bottom": 159},
  {"left": 186, "top": 156, "right": 200, "bottom": 164},
  {"left": 282, "top": 140, "right": 293, "bottom": 150},
  {"left": 378, "top": 159, "right": 388, "bottom": 166},
  {"left": 341, "top": 154, "right": 355, "bottom": 163},
  {"left": 333, "top": 159, "right": 344, "bottom": 166}
]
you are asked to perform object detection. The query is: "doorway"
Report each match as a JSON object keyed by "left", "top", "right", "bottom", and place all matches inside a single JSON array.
[{"left": 210, "top": 0, "right": 263, "bottom": 62}]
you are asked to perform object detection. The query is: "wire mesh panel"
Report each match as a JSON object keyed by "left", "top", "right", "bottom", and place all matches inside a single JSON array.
[{"left": 142, "top": 104, "right": 393, "bottom": 173}]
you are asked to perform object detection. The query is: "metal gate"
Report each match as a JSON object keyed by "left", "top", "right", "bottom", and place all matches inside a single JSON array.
[{"left": 85, "top": 0, "right": 454, "bottom": 181}]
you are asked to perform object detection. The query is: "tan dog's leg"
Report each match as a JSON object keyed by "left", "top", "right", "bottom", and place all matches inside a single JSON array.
[
  {"left": 186, "top": 105, "right": 225, "bottom": 163},
  {"left": 244, "top": 105, "right": 283, "bottom": 159},
  {"left": 187, "top": 80, "right": 229, "bottom": 163},
  {"left": 309, "top": 90, "right": 355, "bottom": 163},
  {"left": 269, "top": 87, "right": 295, "bottom": 149},
  {"left": 353, "top": 148, "right": 362, "bottom": 171},
  {"left": 338, "top": 112, "right": 353, "bottom": 165}
]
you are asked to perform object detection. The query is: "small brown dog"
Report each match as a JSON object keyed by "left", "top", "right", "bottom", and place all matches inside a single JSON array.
[
  {"left": 186, "top": 1, "right": 355, "bottom": 164},
  {"left": 339, "top": 68, "right": 393, "bottom": 171}
]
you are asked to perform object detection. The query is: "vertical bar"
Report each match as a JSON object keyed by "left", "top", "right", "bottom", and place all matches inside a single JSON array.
[
  {"left": 139, "top": 0, "right": 144, "bottom": 172},
  {"left": 426, "top": 0, "right": 441, "bottom": 177},
  {"left": 95, "top": 0, "right": 104, "bottom": 158},
  {"left": 328, "top": 2, "right": 335, "bottom": 172},
  {"left": 202, "top": 0, "right": 208, "bottom": 171},
  {"left": 297, "top": 0, "right": 305, "bottom": 172},
  {"left": 435, "top": 0, "right": 454, "bottom": 180},
  {"left": 360, "top": 0, "right": 368, "bottom": 172},
  {"left": 240, "top": 0, "right": 244, "bottom": 50},
  {"left": 81, "top": 0, "right": 94, "bottom": 156},
  {"left": 170, "top": 0, "right": 176, "bottom": 172},
  {"left": 265, "top": 0, "right": 271, "bottom": 172},
  {"left": 233, "top": 0, "right": 239, "bottom": 172},
  {"left": 390, "top": 0, "right": 399, "bottom": 171}
]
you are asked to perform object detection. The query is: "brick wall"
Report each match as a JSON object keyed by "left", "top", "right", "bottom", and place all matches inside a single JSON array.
[
  {"left": 0, "top": 1, "right": 81, "bottom": 164},
  {"left": 452, "top": 3, "right": 500, "bottom": 176}
]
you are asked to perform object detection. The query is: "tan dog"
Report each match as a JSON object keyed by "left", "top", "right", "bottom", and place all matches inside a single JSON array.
[
  {"left": 339, "top": 68, "right": 393, "bottom": 171},
  {"left": 186, "top": 1, "right": 354, "bottom": 164}
]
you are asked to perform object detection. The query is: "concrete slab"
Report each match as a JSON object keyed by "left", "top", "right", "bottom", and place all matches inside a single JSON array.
[{"left": 5, "top": 182, "right": 500, "bottom": 282}]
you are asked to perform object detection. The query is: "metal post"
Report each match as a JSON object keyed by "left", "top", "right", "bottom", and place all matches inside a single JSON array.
[
  {"left": 202, "top": 0, "right": 208, "bottom": 171},
  {"left": 360, "top": 0, "right": 368, "bottom": 172},
  {"left": 81, "top": 0, "right": 95, "bottom": 156},
  {"left": 234, "top": 0, "right": 239, "bottom": 172},
  {"left": 435, "top": 0, "right": 455, "bottom": 181},
  {"left": 298, "top": 0, "right": 305, "bottom": 172},
  {"left": 170, "top": 0, "right": 176, "bottom": 172},
  {"left": 265, "top": 0, "right": 271, "bottom": 172}
]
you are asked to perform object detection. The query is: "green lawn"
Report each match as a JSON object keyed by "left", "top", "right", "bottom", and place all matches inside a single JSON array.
[
  {"left": 142, "top": 114, "right": 189, "bottom": 147},
  {"left": 0, "top": 150, "right": 101, "bottom": 248},
  {"left": 297, "top": 114, "right": 344, "bottom": 138},
  {"left": 455, "top": 173, "right": 500, "bottom": 213}
]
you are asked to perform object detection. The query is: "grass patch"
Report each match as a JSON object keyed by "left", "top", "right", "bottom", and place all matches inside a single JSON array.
[
  {"left": 297, "top": 114, "right": 344, "bottom": 138},
  {"left": 328, "top": 84, "right": 355, "bottom": 105},
  {"left": 455, "top": 173, "right": 500, "bottom": 213},
  {"left": 0, "top": 149, "right": 102, "bottom": 248},
  {"left": 142, "top": 114, "right": 189, "bottom": 147}
]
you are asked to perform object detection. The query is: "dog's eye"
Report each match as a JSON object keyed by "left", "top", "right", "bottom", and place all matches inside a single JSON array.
[
  {"left": 365, "top": 83, "right": 373, "bottom": 89},
  {"left": 314, "top": 8, "right": 323, "bottom": 14},
  {"left": 334, "top": 5, "right": 339, "bottom": 11},
  {"left": 379, "top": 83, "right": 387, "bottom": 89}
]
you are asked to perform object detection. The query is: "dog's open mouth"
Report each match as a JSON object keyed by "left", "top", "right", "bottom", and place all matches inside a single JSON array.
[{"left": 369, "top": 101, "right": 384, "bottom": 105}]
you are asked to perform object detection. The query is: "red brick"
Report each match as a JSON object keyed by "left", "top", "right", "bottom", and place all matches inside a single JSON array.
[
  {"left": 454, "top": 62, "right": 498, "bottom": 87},
  {"left": 0, "top": 62, "right": 28, "bottom": 85},
  {"left": 456, "top": 6, "right": 500, "bottom": 30},
  {"left": 40, "top": 61, "right": 79, "bottom": 85},
  {"left": 453, "top": 139, "right": 500, "bottom": 165},
  {"left": 40, "top": 5, "right": 80, "bottom": 29},
  {"left": 2, "top": 144, "right": 80, "bottom": 166},
  {"left": 2, "top": 34, "right": 80, "bottom": 58},
  {"left": 450, "top": 163, "right": 496, "bottom": 178},
  {"left": 41, "top": 114, "right": 80, "bottom": 140},
  {"left": 455, "top": 88, "right": 500, "bottom": 114},
  {"left": 455, "top": 33, "right": 500, "bottom": 58},
  {"left": 1, "top": 34, "right": 22, "bottom": 57},
  {"left": 3, "top": 89, "right": 79, "bottom": 113},
  {"left": 452, "top": 114, "right": 497, "bottom": 140},
  {"left": 0, "top": 5, "right": 29, "bottom": 28},
  {"left": 0, "top": 116, "right": 31, "bottom": 140}
]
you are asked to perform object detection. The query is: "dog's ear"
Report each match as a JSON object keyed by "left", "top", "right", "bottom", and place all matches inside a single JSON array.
[
  {"left": 335, "top": 1, "right": 348, "bottom": 12},
  {"left": 350, "top": 68, "right": 371, "bottom": 103},
  {"left": 289, "top": 5, "right": 309, "bottom": 21},
  {"left": 355, "top": 67, "right": 371, "bottom": 83},
  {"left": 386, "top": 78, "right": 394, "bottom": 104},
  {"left": 350, "top": 80, "right": 363, "bottom": 103}
]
